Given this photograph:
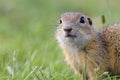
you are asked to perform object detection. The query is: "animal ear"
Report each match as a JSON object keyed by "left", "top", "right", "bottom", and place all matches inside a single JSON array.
[{"left": 87, "top": 18, "right": 92, "bottom": 26}]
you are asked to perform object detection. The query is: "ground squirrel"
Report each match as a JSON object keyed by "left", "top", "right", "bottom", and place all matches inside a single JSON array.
[{"left": 56, "top": 12, "right": 120, "bottom": 80}]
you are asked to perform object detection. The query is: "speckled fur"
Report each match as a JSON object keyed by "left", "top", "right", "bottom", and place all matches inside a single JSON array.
[
  {"left": 102, "top": 24, "right": 120, "bottom": 75},
  {"left": 56, "top": 12, "right": 120, "bottom": 80}
]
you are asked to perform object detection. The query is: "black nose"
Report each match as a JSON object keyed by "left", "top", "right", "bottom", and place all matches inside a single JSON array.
[{"left": 64, "top": 28, "right": 72, "bottom": 32}]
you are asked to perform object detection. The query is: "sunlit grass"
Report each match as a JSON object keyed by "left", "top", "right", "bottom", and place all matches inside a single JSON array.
[{"left": 0, "top": 0, "right": 120, "bottom": 80}]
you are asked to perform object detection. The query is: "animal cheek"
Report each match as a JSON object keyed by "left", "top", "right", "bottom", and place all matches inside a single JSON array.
[
  {"left": 56, "top": 29, "right": 63, "bottom": 36},
  {"left": 56, "top": 29, "right": 64, "bottom": 43},
  {"left": 78, "top": 29, "right": 86, "bottom": 35}
]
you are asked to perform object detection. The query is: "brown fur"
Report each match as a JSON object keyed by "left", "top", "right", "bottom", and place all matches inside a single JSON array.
[{"left": 56, "top": 12, "right": 120, "bottom": 80}]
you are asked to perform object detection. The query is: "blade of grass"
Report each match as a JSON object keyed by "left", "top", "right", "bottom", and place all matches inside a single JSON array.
[
  {"left": 39, "top": 66, "right": 47, "bottom": 80},
  {"left": 24, "top": 66, "right": 38, "bottom": 80}
]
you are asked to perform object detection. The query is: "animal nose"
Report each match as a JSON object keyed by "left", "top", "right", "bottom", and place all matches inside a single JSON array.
[{"left": 64, "top": 28, "right": 72, "bottom": 32}]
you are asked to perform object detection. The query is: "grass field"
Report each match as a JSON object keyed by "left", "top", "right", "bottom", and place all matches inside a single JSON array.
[{"left": 0, "top": 0, "right": 120, "bottom": 80}]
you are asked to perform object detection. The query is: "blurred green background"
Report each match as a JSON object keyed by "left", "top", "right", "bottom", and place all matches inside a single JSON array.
[{"left": 0, "top": 0, "right": 120, "bottom": 80}]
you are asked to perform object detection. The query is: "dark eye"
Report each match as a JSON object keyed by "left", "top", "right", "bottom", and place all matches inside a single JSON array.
[
  {"left": 80, "top": 16, "right": 85, "bottom": 23},
  {"left": 59, "top": 19, "right": 62, "bottom": 24},
  {"left": 87, "top": 18, "right": 92, "bottom": 25}
]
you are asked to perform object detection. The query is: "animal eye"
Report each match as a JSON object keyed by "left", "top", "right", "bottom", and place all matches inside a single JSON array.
[
  {"left": 80, "top": 16, "right": 85, "bottom": 23},
  {"left": 59, "top": 19, "right": 62, "bottom": 24},
  {"left": 87, "top": 18, "right": 92, "bottom": 25}
]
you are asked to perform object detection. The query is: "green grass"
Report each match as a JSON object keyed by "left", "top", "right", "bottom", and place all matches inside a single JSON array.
[{"left": 0, "top": 0, "right": 120, "bottom": 80}]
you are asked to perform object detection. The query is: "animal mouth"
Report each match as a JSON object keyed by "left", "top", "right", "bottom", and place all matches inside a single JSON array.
[{"left": 65, "top": 34, "right": 77, "bottom": 38}]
